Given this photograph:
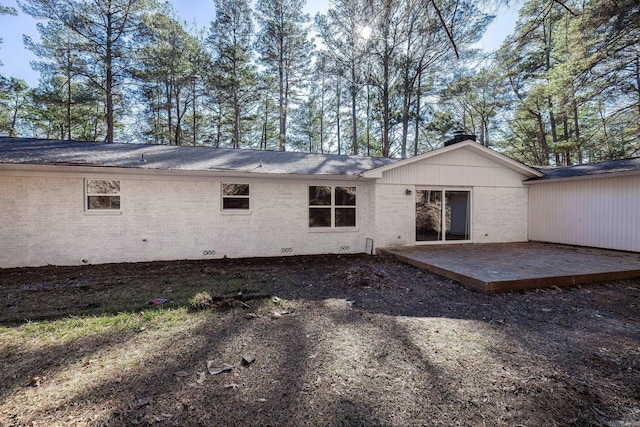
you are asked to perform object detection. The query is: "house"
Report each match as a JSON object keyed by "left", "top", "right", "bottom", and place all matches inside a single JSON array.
[
  {"left": 0, "top": 136, "right": 637, "bottom": 269},
  {"left": 527, "top": 157, "right": 640, "bottom": 253}
]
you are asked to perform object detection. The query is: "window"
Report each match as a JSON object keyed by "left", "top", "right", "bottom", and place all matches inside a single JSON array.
[
  {"left": 309, "top": 186, "right": 356, "bottom": 228},
  {"left": 222, "top": 183, "right": 250, "bottom": 210},
  {"left": 86, "top": 179, "right": 120, "bottom": 210},
  {"left": 415, "top": 189, "right": 470, "bottom": 242}
]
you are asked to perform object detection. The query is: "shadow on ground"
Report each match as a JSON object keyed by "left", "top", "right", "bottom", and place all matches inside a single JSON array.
[{"left": 1, "top": 254, "right": 639, "bottom": 426}]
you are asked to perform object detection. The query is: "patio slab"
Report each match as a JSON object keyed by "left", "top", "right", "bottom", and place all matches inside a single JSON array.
[{"left": 379, "top": 242, "right": 640, "bottom": 293}]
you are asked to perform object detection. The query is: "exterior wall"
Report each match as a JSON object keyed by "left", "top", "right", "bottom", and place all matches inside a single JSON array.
[
  {"left": 0, "top": 170, "right": 376, "bottom": 268},
  {"left": 373, "top": 184, "right": 416, "bottom": 248},
  {"left": 373, "top": 147, "right": 531, "bottom": 248},
  {"left": 473, "top": 187, "right": 529, "bottom": 243},
  {"left": 528, "top": 174, "right": 640, "bottom": 252},
  {"left": 376, "top": 149, "right": 528, "bottom": 187}
]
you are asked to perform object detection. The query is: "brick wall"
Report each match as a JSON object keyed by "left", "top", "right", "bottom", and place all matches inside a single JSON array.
[
  {"left": 373, "top": 184, "right": 529, "bottom": 248},
  {"left": 0, "top": 171, "right": 375, "bottom": 268},
  {"left": 473, "top": 187, "right": 529, "bottom": 243}
]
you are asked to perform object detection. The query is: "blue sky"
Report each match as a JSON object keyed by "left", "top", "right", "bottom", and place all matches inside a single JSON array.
[{"left": 0, "top": 0, "right": 519, "bottom": 87}]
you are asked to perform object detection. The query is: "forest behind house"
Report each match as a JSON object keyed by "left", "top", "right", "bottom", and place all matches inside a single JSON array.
[{"left": 0, "top": 0, "right": 638, "bottom": 166}]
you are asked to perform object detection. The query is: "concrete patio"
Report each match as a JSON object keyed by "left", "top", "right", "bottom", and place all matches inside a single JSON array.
[{"left": 379, "top": 242, "right": 640, "bottom": 293}]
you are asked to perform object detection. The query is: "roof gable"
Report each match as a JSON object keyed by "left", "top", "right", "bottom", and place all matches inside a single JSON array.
[{"left": 363, "top": 140, "right": 544, "bottom": 179}]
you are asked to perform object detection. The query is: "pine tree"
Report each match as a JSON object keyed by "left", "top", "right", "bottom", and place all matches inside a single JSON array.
[
  {"left": 209, "top": 0, "right": 256, "bottom": 149},
  {"left": 20, "top": 0, "right": 158, "bottom": 143},
  {"left": 255, "top": 0, "right": 313, "bottom": 151}
]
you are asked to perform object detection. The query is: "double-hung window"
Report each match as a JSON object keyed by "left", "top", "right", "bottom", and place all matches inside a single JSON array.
[
  {"left": 86, "top": 179, "right": 121, "bottom": 210},
  {"left": 309, "top": 186, "right": 356, "bottom": 228},
  {"left": 222, "top": 183, "right": 250, "bottom": 210}
]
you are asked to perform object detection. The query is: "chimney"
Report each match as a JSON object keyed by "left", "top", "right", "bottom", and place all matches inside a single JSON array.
[{"left": 444, "top": 130, "right": 477, "bottom": 147}]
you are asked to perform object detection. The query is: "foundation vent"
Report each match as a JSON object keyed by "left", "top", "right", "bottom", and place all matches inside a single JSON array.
[
  {"left": 202, "top": 250, "right": 216, "bottom": 256},
  {"left": 281, "top": 247, "right": 293, "bottom": 254},
  {"left": 340, "top": 246, "right": 351, "bottom": 253}
]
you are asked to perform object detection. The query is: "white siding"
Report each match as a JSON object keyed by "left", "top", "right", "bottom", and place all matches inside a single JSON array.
[
  {"left": 378, "top": 149, "right": 527, "bottom": 187},
  {"left": 528, "top": 175, "right": 640, "bottom": 252},
  {"left": 0, "top": 171, "right": 376, "bottom": 268}
]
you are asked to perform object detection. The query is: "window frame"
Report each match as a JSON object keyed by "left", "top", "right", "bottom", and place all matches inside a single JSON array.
[
  {"left": 308, "top": 185, "right": 357, "bottom": 229},
  {"left": 85, "top": 178, "right": 121, "bottom": 213},
  {"left": 415, "top": 187, "right": 472, "bottom": 244},
  {"left": 221, "top": 183, "right": 251, "bottom": 212}
]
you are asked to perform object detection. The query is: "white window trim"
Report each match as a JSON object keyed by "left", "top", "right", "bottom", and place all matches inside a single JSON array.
[
  {"left": 308, "top": 185, "right": 357, "bottom": 229},
  {"left": 221, "top": 183, "right": 251, "bottom": 213},
  {"left": 84, "top": 178, "right": 122, "bottom": 215},
  {"left": 415, "top": 187, "right": 472, "bottom": 245}
]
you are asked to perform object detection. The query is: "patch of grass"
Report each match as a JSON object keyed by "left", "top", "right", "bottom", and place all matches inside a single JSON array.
[
  {"left": 189, "top": 291, "right": 213, "bottom": 309},
  {"left": 1, "top": 269, "right": 271, "bottom": 324},
  {"left": 1, "top": 308, "right": 193, "bottom": 343}
]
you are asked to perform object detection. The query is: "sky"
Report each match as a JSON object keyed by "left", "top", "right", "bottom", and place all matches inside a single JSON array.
[{"left": 0, "top": 0, "right": 519, "bottom": 87}]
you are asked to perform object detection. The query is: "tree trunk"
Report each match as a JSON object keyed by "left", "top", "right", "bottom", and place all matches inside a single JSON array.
[
  {"left": 319, "top": 75, "right": 325, "bottom": 154},
  {"left": 278, "top": 34, "right": 286, "bottom": 151},
  {"left": 350, "top": 57, "right": 358, "bottom": 155},
  {"left": 350, "top": 83, "right": 358, "bottom": 155},
  {"left": 413, "top": 71, "right": 422, "bottom": 157},
  {"left": 105, "top": 9, "right": 114, "bottom": 143},
  {"left": 192, "top": 79, "right": 197, "bottom": 146},
  {"left": 66, "top": 41, "right": 72, "bottom": 140},
  {"left": 572, "top": 89, "right": 581, "bottom": 164},
  {"left": 261, "top": 97, "right": 268, "bottom": 150},
  {"left": 336, "top": 75, "right": 342, "bottom": 155},
  {"left": 366, "top": 82, "right": 371, "bottom": 156},
  {"left": 535, "top": 110, "right": 549, "bottom": 165}
]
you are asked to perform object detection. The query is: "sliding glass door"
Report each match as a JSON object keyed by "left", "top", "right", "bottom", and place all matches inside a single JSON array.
[{"left": 416, "top": 189, "right": 471, "bottom": 243}]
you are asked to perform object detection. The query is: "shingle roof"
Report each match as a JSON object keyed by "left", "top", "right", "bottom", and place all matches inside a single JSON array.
[
  {"left": 533, "top": 156, "right": 640, "bottom": 181},
  {"left": 0, "top": 137, "right": 397, "bottom": 176}
]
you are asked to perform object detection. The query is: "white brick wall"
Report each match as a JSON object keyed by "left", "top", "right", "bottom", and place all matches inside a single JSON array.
[
  {"left": 372, "top": 184, "right": 529, "bottom": 248},
  {"left": 373, "top": 184, "right": 416, "bottom": 248},
  {"left": 0, "top": 171, "right": 376, "bottom": 268},
  {"left": 473, "top": 187, "right": 529, "bottom": 243}
]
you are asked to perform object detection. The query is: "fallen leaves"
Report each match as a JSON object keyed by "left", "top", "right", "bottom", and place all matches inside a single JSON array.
[
  {"left": 196, "top": 372, "right": 206, "bottom": 384},
  {"left": 207, "top": 362, "right": 234, "bottom": 375},
  {"left": 28, "top": 376, "right": 46, "bottom": 387}
]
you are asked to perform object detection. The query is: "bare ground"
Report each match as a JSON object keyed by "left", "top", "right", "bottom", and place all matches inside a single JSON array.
[{"left": 0, "top": 254, "right": 639, "bottom": 426}]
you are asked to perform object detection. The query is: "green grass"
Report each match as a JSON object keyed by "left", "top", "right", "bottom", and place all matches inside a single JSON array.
[{"left": 0, "top": 307, "right": 196, "bottom": 343}]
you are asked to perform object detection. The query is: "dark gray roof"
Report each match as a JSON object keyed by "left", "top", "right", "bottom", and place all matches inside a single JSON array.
[
  {"left": 533, "top": 156, "right": 640, "bottom": 181},
  {"left": 0, "top": 137, "right": 397, "bottom": 176}
]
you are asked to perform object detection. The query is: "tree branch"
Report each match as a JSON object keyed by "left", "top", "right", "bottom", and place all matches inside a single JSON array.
[{"left": 430, "top": 0, "right": 459, "bottom": 59}]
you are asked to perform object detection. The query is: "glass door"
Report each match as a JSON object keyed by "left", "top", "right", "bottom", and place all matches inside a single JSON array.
[{"left": 416, "top": 189, "right": 470, "bottom": 242}]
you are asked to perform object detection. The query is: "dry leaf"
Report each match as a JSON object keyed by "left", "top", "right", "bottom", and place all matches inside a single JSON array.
[
  {"left": 207, "top": 361, "right": 233, "bottom": 375},
  {"left": 174, "top": 371, "right": 189, "bottom": 377},
  {"left": 137, "top": 397, "right": 151, "bottom": 408},
  {"left": 28, "top": 376, "right": 46, "bottom": 387},
  {"left": 196, "top": 372, "right": 206, "bottom": 384},
  {"left": 241, "top": 355, "right": 256, "bottom": 366}
]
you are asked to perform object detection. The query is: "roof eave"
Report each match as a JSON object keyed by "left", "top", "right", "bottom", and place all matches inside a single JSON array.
[
  {"left": 0, "top": 162, "right": 376, "bottom": 181},
  {"left": 525, "top": 169, "right": 640, "bottom": 184}
]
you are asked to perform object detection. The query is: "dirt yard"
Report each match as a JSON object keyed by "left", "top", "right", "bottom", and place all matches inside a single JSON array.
[{"left": 1, "top": 254, "right": 639, "bottom": 426}]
